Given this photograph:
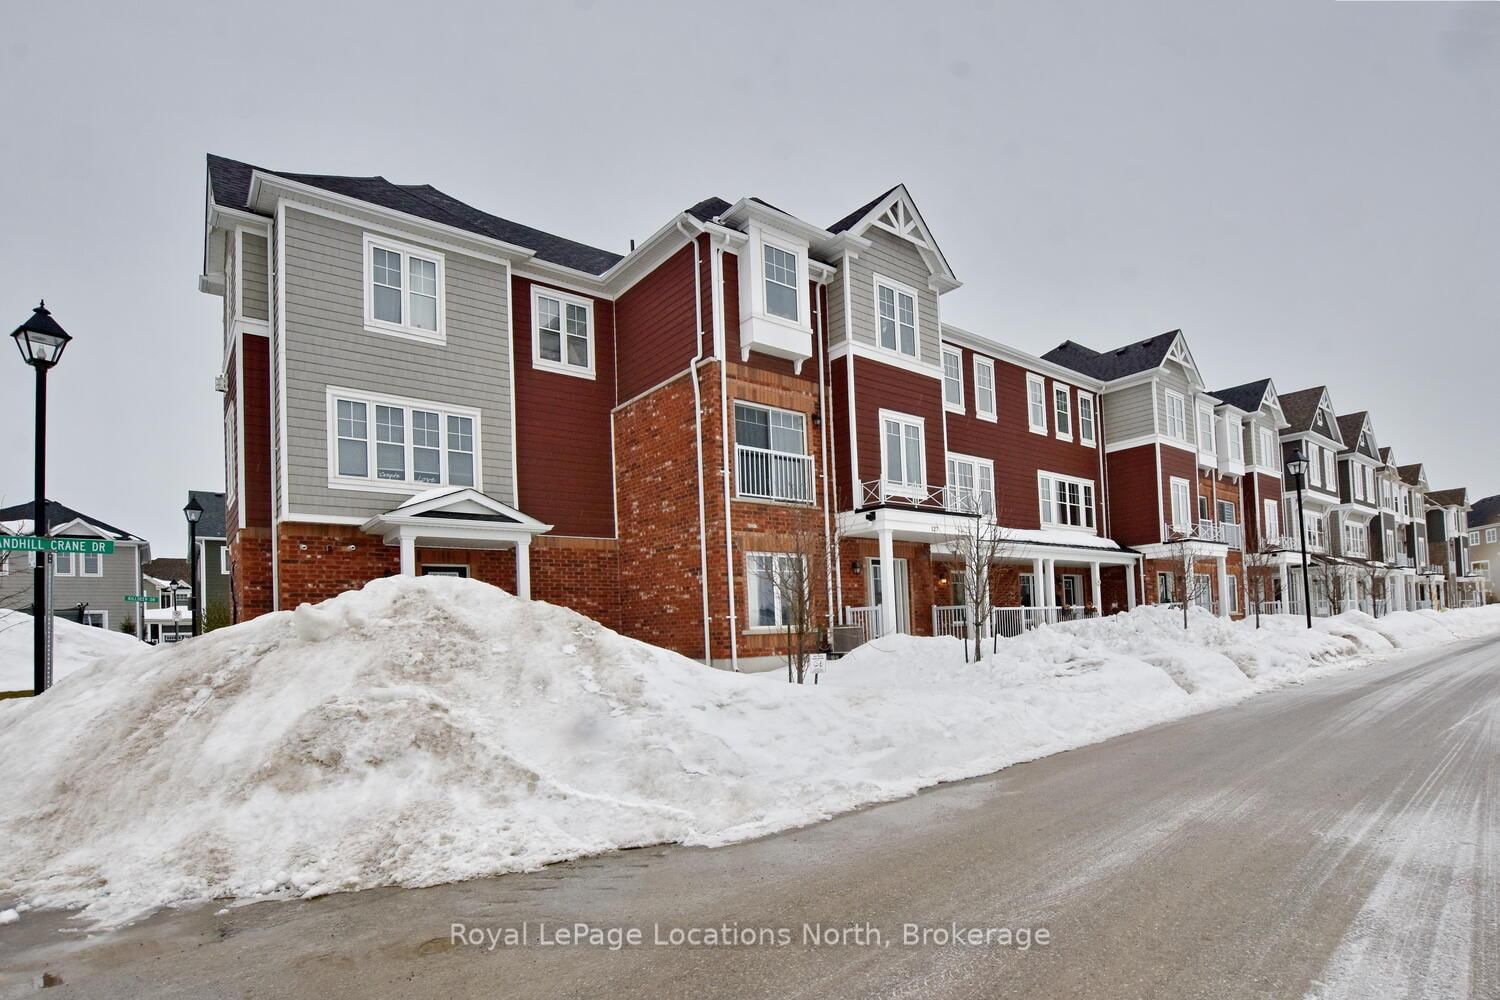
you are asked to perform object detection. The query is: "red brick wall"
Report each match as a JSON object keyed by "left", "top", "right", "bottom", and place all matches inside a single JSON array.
[
  {"left": 1106, "top": 445, "right": 1162, "bottom": 546},
  {"left": 229, "top": 527, "right": 273, "bottom": 624},
  {"left": 614, "top": 237, "right": 707, "bottom": 402},
  {"left": 531, "top": 537, "right": 620, "bottom": 629},
  {"left": 511, "top": 276, "right": 616, "bottom": 538}
]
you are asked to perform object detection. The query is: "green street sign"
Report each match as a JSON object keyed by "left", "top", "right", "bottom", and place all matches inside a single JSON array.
[
  {"left": 125, "top": 595, "right": 156, "bottom": 603},
  {"left": 0, "top": 536, "right": 116, "bottom": 555}
]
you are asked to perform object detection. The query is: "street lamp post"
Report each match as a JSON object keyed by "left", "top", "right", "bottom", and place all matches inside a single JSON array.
[
  {"left": 184, "top": 497, "right": 204, "bottom": 637},
  {"left": 11, "top": 302, "right": 73, "bottom": 695},
  {"left": 1286, "top": 450, "right": 1313, "bottom": 629}
]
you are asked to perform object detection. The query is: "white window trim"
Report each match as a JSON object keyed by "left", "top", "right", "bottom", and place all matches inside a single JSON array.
[
  {"left": 54, "top": 552, "right": 75, "bottom": 576},
  {"left": 1077, "top": 391, "right": 1097, "bottom": 447},
  {"left": 324, "top": 386, "right": 483, "bottom": 495},
  {"left": 941, "top": 346, "right": 965, "bottom": 413},
  {"left": 973, "top": 356, "right": 996, "bottom": 422},
  {"left": 733, "top": 400, "right": 815, "bottom": 504},
  {"left": 361, "top": 232, "right": 446, "bottom": 345},
  {"left": 745, "top": 551, "right": 806, "bottom": 631},
  {"left": 1169, "top": 476, "right": 1192, "bottom": 528},
  {"left": 1487, "top": 528, "right": 1498, "bottom": 544},
  {"left": 220, "top": 546, "right": 230, "bottom": 575},
  {"left": 1164, "top": 389, "right": 1188, "bottom": 442},
  {"left": 530, "top": 284, "right": 597, "bottom": 380},
  {"left": 1196, "top": 404, "right": 1215, "bottom": 454},
  {"left": 83, "top": 609, "right": 109, "bottom": 630},
  {"left": 872, "top": 273, "right": 922, "bottom": 361},
  {"left": 879, "top": 408, "right": 927, "bottom": 499},
  {"left": 1026, "top": 373, "right": 1048, "bottom": 435},
  {"left": 1038, "top": 470, "right": 1098, "bottom": 532},
  {"left": 946, "top": 452, "right": 996, "bottom": 517},
  {"left": 78, "top": 551, "right": 103, "bottom": 577},
  {"left": 1263, "top": 499, "right": 1280, "bottom": 542},
  {"left": 1053, "top": 383, "right": 1073, "bottom": 441}
]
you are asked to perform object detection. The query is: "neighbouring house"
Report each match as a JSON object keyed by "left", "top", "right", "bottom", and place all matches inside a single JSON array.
[
  {"left": 1466, "top": 494, "right": 1499, "bottom": 599},
  {"left": 141, "top": 557, "right": 194, "bottom": 643},
  {"left": 0, "top": 500, "right": 150, "bottom": 636},
  {"left": 196, "top": 152, "right": 1487, "bottom": 667},
  {"left": 1425, "top": 488, "right": 1484, "bottom": 608},
  {"left": 185, "top": 490, "right": 230, "bottom": 624}
]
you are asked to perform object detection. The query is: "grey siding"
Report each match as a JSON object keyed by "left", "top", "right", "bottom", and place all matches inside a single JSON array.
[
  {"left": 198, "top": 538, "right": 231, "bottom": 613},
  {"left": 0, "top": 545, "right": 144, "bottom": 637},
  {"left": 223, "top": 233, "right": 237, "bottom": 358},
  {"left": 1154, "top": 366, "right": 1197, "bottom": 446},
  {"left": 840, "top": 228, "right": 942, "bottom": 369},
  {"left": 281, "top": 206, "right": 513, "bottom": 519},
  {"left": 826, "top": 260, "right": 847, "bottom": 347},
  {"left": 242, "top": 233, "right": 269, "bottom": 322},
  {"left": 1101, "top": 382, "right": 1155, "bottom": 441}
]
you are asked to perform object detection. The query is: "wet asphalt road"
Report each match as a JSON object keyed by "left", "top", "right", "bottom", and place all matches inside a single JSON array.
[{"left": 3, "top": 634, "right": 1497, "bottom": 1000}]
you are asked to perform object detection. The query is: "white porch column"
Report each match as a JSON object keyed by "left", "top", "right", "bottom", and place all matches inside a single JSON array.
[
  {"left": 1031, "top": 558, "right": 1043, "bottom": 605},
  {"left": 1090, "top": 561, "right": 1102, "bottom": 612},
  {"left": 399, "top": 534, "right": 416, "bottom": 576},
  {"left": 878, "top": 526, "right": 896, "bottom": 637},
  {"left": 1279, "top": 561, "right": 1291, "bottom": 614},
  {"left": 1216, "top": 554, "right": 1230, "bottom": 617},
  {"left": 1044, "top": 558, "right": 1056, "bottom": 608},
  {"left": 515, "top": 540, "right": 531, "bottom": 600},
  {"left": 1125, "top": 564, "right": 1137, "bottom": 610}
]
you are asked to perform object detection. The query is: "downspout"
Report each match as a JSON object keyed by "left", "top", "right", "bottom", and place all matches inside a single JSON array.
[
  {"left": 677, "top": 220, "right": 714, "bottom": 665},
  {"left": 814, "top": 280, "right": 835, "bottom": 631},
  {"left": 711, "top": 241, "right": 739, "bottom": 670}
]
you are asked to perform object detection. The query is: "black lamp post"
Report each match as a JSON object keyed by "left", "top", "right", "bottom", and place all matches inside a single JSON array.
[
  {"left": 184, "top": 497, "right": 203, "bottom": 637},
  {"left": 11, "top": 302, "right": 72, "bottom": 695},
  {"left": 1286, "top": 449, "right": 1313, "bottom": 629}
]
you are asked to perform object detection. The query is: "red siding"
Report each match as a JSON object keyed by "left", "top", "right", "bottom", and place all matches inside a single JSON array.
[
  {"left": 945, "top": 349, "right": 1104, "bottom": 529},
  {"left": 829, "top": 355, "right": 854, "bottom": 510},
  {"left": 1106, "top": 444, "right": 1161, "bottom": 546},
  {"left": 1159, "top": 444, "right": 1198, "bottom": 531},
  {"left": 512, "top": 276, "right": 616, "bottom": 538},
  {"left": 242, "top": 335, "right": 272, "bottom": 529},
  {"left": 1243, "top": 471, "right": 1284, "bottom": 549},
  {"left": 614, "top": 237, "right": 708, "bottom": 402},
  {"left": 851, "top": 355, "right": 946, "bottom": 491}
]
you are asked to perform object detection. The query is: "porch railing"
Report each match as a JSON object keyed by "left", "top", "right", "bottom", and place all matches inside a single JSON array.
[
  {"left": 990, "top": 606, "right": 1098, "bottom": 638},
  {"left": 843, "top": 605, "right": 880, "bottom": 644},
  {"left": 735, "top": 445, "right": 814, "bottom": 504},
  {"left": 932, "top": 605, "right": 968, "bottom": 639},
  {"left": 1254, "top": 601, "right": 1284, "bottom": 616}
]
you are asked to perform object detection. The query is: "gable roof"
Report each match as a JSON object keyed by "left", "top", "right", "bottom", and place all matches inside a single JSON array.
[
  {"left": 1210, "top": 378, "right": 1273, "bottom": 414},
  {"left": 1379, "top": 446, "right": 1394, "bottom": 464},
  {"left": 1426, "top": 488, "right": 1468, "bottom": 508},
  {"left": 143, "top": 557, "right": 191, "bottom": 585},
  {"left": 1469, "top": 494, "right": 1500, "bottom": 527},
  {"left": 1335, "top": 412, "right": 1374, "bottom": 455},
  {"left": 1398, "top": 463, "right": 1427, "bottom": 487},
  {"left": 1042, "top": 330, "right": 1183, "bottom": 382},
  {"left": 1277, "top": 387, "right": 1342, "bottom": 443},
  {"left": 208, "top": 154, "right": 624, "bottom": 276},
  {"left": 828, "top": 185, "right": 902, "bottom": 234},
  {"left": 0, "top": 500, "right": 144, "bottom": 541},
  {"left": 685, "top": 197, "right": 733, "bottom": 224},
  {"left": 823, "top": 184, "right": 957, "bottom": 286},
  {"left": 187, "top": 490, "right": 226, "bottom": 539}
]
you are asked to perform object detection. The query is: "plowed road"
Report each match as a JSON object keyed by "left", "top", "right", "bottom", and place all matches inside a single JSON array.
[{"left": 4, "top": 635, "right": 1497, "bottom": 999}]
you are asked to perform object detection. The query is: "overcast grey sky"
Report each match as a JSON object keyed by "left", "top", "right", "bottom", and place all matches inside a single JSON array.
[{"left": 2, "top": 0, "right": 1496, "bottom": 555}]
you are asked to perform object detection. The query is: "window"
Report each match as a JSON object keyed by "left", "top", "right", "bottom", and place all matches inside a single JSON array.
[
  {"left": 83, "top": 610, "right": 108, "bottom": 629},
  {"left": 946, "top": 454, "right": 995, "bottom": 516},
  {"left": 1227, "top": 575, "right": 1239, "bottom": 614},
  {"left": 1165, "top": 390, "right": 1187, "bottom": 441},
  {"left": 1019, "top": 573, "right": 1037, "bottom": 607},
  {"left": 1306, "top": 512, "right": 1326, "bottom": 549},
  {"left": 1197, "top": 406, "right": 1214, "bottom": 453},
  {"left": 1217, "top": 499, "right": 1236, "bottom": 526},
  {"left": 54, "top": 552, "right": 74, "bottom": 576},
  {"left": 875, "top": 278, "right": 918, "bottom": 357},
  {"left": 734, "top": 402, "right": 813, "bottom": 503},
  {"left": 175, "top": 589, "right": 194, "bottom": 608},
  {"left": 1026, "top": 374, "right": 1048, "bottom": 434},
  {"left": 79, "top": 552, "right": 102, "bottom": 577},
  {"left": 941, "top": 347, "right": 964, "bottom": 411},
  {"left": 746, "top": 552, "right": 804, "bottom": 627},
  {"left": 1156, "top": 572, "right": 1174, "bottom": 605},
  {"left": 363, "top": 235, "right": 443, "bottom": 341},
  {"left": 1323, "top": 450, "right": 1336, "bottom": 492},
  {"left": 1263, "top": 499, "right": 1280, "bottom": 544},
  {"left": 1078, "top": 393, "right": 1096, "bottom": 446},
  {"left": 1308, "top": 446, "right": 1323, "bottom": 488},
  {"left": 1344, "top": 522, "right": 1368, "bottom": 558},
  {"left": 220, "top": 547, "right": 230, "bottom": 575},
  {"left": 1226, "top": 418, "right": 1243, "bottom": 461},
  {"left": 1487, "top": 528, "right": 1498, "bottom": 545},
  {"left": 532, "top": 287, "right": 595, "bottom": 378},
  {"left": 1469, "top": 531, "right": 1481, "bottom": 546},
  {"left": 1353, "top": 464, "right": 1365, "bottom": 501},
  {"left": 763, "top": 243, "right": 799, "bottom": 321},
  {"left": 973, "top": 357, "right": 996, "bottom": 421},
  {"left": 328, "top": 390, "right": 480, "bottom": 490},
  {"left": 1054, "top": 385, "right": 1072, "bottom": 440},
  {"left": 880, "top": 411, "right": 925, "bottom": 495},
  {"left": 1258, "top": 427, "right": 1277, "bottom": 469},
  {"left": 1039, "top": 472, "right": 1096, "bottom": 529},
  {"left": 1060, "top": 575, "right": 1083, "bottom": 607},
  {"left": 1169, "top": 477, "right": 1191, "bottom": 529}
]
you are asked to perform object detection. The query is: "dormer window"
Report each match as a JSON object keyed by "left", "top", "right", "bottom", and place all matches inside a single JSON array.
[
  {"left": 874, "top": 276, "right": 918, "bottom": 358},
  {"left": 763, "top": 243, "right": 799, "bottom": 321}
]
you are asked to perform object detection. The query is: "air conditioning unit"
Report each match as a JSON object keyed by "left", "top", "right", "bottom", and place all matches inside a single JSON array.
[{"left": 214, "top": 373, "right": 229, "bottom": 393}]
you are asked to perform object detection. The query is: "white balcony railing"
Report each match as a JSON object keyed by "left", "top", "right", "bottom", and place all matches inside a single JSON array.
[
  {"left": 1163, "top": 519, "right": 1243, "bottom": 548},
  {"left": 842, "top": 605, "right": 880, "bottom": 644},
  {"left": 858, "top": 479, "right": 976, "bottom": 514},
  {"left": 735, "top": 445, "right": 814, "bottom": 504}
]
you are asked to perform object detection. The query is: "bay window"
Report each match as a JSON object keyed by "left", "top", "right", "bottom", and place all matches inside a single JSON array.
[
  {"left": 329, "top": 389, "right": 479, "bottom": 490},
  {"left": 763, "top": 243, "right": 799, "bottom": 321},
  {"left": 1197, "top": 405, "right": 1214, "bottom": 452},
  {"left": 1039, "top": 472, "right": 1096, "bottom": 529},
  {"left": 363, "top": 234, "right": 444, "bottom": 342}
]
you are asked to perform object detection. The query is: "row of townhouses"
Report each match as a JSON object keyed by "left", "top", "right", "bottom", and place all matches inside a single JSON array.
[{"left": 199, "top": 154, "right": 1488, "bottom": 670}]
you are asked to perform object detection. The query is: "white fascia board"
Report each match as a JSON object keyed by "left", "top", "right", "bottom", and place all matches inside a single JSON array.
[{"left": 939, "top": 324, "right": 1104, "bottom": 390}]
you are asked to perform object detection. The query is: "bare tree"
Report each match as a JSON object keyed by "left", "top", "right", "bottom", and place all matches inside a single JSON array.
[
  {"left": 1350, "top": 561, "right": 1387, "bottom": 617},
  {"left": 1164, "top": 531, "right": 1215, "bottom": 629},
  {"left": 944, "top": 504, "right": 1013, "bottom": 663},
  {"left": 1307, "top": 560, "right": 1345, "bottom": 616},
  {"left": 1241, "top": 540, "right": 1282, "bottom": 629},
  {"left": 763, "top": 517, "right": 832, "bottom": 684}
]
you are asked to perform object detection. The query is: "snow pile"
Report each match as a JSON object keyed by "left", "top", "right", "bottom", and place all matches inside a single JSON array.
[
  {"left": 0, "top": 579, "right": 1497, "bottom": 929},
  {"left": 0, "top": 608, "right": 140, "bottom": 693}
]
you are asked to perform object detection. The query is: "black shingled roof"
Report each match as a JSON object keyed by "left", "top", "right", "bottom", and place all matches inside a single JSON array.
[
  {"left": 1398, "top": 463, "right": 1426, "bottom": 486},
  {"left": 1209, "top": 379, "right": 1272, "bottom": 413},
  {"left": 1041, "top": 331, "right": 1181, "bottom": 381},
  {"left": 1427, "top": 488, "right": 1468, "bottom": 508},
  {"left": 1335, "top": 412, "right": 1370, "bottom": 453},
  {"left": 0, "top": 500, "right": 142, "bottom": 540},
  {"left": 1277, "top": 387, "right": 1328, "bottom": 434},
  {"left": 685, "top": 197, "right": 732, "bottom": 224},
  {"left": 1469, "top": 494, "right": 1500, "bottom": 527},
  {"left": 208, "top": 154, "right": 624, "bottom": 276},
  {"left": 187, "top": 490, "right": 226, "bottom": 539},
  {"left": 827, "top": 185, "right": 902, "bottom": 234}
]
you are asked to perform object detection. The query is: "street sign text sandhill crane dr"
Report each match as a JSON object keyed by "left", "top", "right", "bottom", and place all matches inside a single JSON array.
[{"left": 0, "top": 536, "right": 115, "bottom": 555}]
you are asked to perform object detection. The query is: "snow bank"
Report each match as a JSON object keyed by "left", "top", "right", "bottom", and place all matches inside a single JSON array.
[
  {"left": 1, "top": 579, "right": 1496, "bottom": 929},
  {"left": 0, "top": 608, "right": 140, "bottom": 693}
]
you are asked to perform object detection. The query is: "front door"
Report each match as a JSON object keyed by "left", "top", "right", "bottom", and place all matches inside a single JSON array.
[{"left": 867, "top": 557, "right": 912, "bottom": 634}]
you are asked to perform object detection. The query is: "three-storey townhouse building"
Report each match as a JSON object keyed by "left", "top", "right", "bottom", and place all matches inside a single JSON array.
[
  {"left": 1041, "top": 331, "right": 1246, "bottom": 617},
  {"left": 1275, "top": 387, "right": 1347, "bottom": 616},
  {"left": 1397, "top": 463, "right": 1442, "bottom": 608},
  {"left": 1465, "top": 494, "right": 1498, "bottom": 599},
  {"left": 1329, "top": 413, "right": 1382, "bottom": 611},
  {"left": 1426, "top": 488, "right": 1483, "bottom": 607},
  {"left": 1206, "top": 379, "right": 1291, "bottom": 613},
  {"left": 1376, "top": 446, "right": 1418, "bottom": 610}
]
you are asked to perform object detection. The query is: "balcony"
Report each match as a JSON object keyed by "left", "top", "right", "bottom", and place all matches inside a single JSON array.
[
  {"left": 1163, "top": 519, "right": 1243, "bottom": 548},
  {"left": 857, "top": 479, "right": 976, "bottom": 515},
  {"left": 735, "top": 445, "right": 814, "bottom": 505}
]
